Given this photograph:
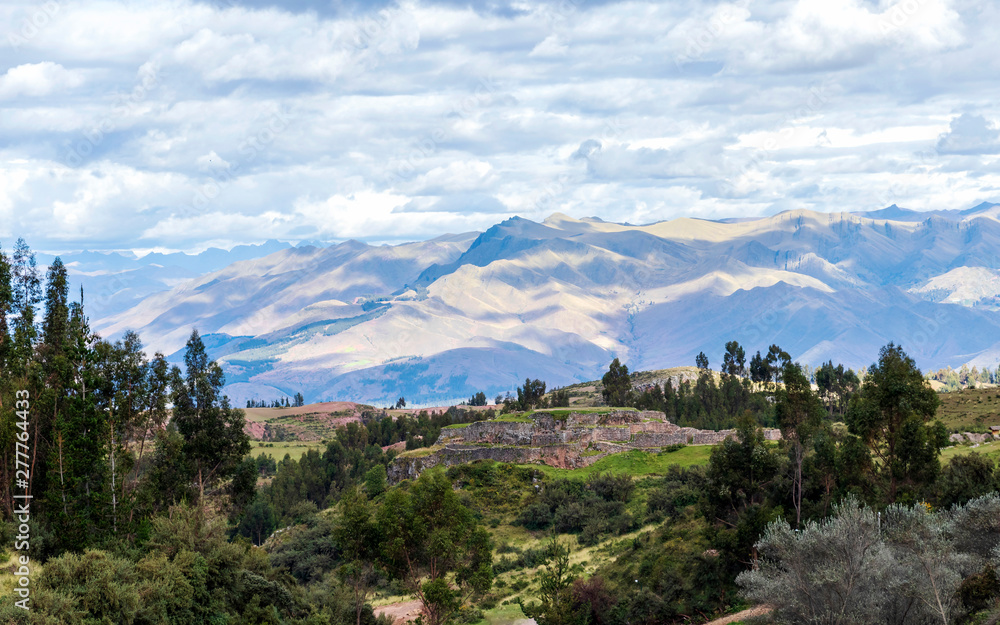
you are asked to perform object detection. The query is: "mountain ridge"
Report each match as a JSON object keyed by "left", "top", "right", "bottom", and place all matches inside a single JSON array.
[{"left": 91, "top": 205, "right": 1000, "bottom": 406}]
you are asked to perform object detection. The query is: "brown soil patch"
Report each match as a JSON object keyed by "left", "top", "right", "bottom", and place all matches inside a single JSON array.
[
  {"left": 703, "top": 605, "right": 772, "bottom": 625},
  {"left": 374, "top": 600, "right": 423, "bottom": 625},
  {"left": 245, "top": 401, "right": 364, "bottom": 419}
]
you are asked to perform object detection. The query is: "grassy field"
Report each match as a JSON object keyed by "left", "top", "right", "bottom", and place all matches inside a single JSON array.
[
  {"left": 250, "top": 441, "right": 325, "bottom": 463},
  {"left": 494, "top": 414, "right": 533, "bottom": 423},
  {"left": 396, "top": 444, "right": 445, "bottom": 459},
  {"left": 517, "top": 446, "right": 715, "bottom": 479},
  {"left": 935, "top": 387, "right": 1000, "bottom": 431},
  {"left": 941, "top": 440, "right": 1000, "bottom": 464},
  {"left": 471, "top": 603, "right": 529, "bottom": 625}
]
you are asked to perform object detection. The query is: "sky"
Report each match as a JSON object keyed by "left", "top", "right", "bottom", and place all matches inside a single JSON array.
[{"left": 1, "top": 0, "right": 999, "bottom": 254}]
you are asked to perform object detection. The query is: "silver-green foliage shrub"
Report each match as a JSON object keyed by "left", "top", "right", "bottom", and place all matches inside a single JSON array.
[
  {"left": 737, "top": 497, "right": 890, "bottom": 624},
  {"left": 738, "top": 495, "right": 1000, "bottom": 625}
]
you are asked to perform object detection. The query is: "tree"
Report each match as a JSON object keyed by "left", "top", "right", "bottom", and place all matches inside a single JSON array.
[
  {"left": 293, "top": 392, "right": 305, "bottom": 407},
  {"left": 764, "top": 344, "right": 790, "bottom": 389},
  {"left": 705, "top": 413, "right": 780, "bottom": 520},
  {"left": 236, "top": 493, "right": 277, "bottom": 545},
  {"left": 517, "top": 378, "right": 547, "bottom": 410},
  {"left": 740, "top": 496, "right": 984, "bottom": 625},
  {"left": 816, "top": 360, "right": 861, "bottom": 418},
  {"left": 364, "top": 464, "right": 387, "bottom": 498},
  {"left": 41, "top": 258, "right": 70, "bottom": 351},
  {"left": 749, "top": 350, "right": 768, "bottom": 386},
  {"left": 695, "top": 351, "right": 709, "bottom": 371},
  {"left": 549, "top": 387, "right": 570, "bottom": 408},
  {"left": 935, "top": 453, "right": 1000, "bottom": 509},
  {"left": 601, "top": 358, "right": 632, "bottom": 407},
  {"left": 9, "top": 238, "right": 41, "bottom": 370},
  {"left": 0, "top": 242, "right": 11, "bottom": 368},
  {"left": 395, "top": 397, "right": 406, "bottom": 409},
  {"left": 468, "top": 391, "right": 487, "bottom": 407},
  {"left": 775, "top": 361, "right": 824, "bottom": 527},
  {"left": 377, "top": 472, "right": 493, "bottom": 625},
  {"left": 721, "top": 341, "right": 747, "bottom": 378},
  {"left": 336, "top": 488, "right": 383, "bottom": 625},
  {"left": 46, "top": 294, "right": 110, "bottom": 552},
  {"left": 846, "top": 343, "right": 944, "bottom": 503},
  {"left": 738, "top": 497, "right": 892, "bottom": 625},
  {"left": 519, "top": 535, "right": 580, "bottom": 625},
  {"left": 169, "top": 329, "right": 252, "bottom": 505},
  {"left": 883, "top": 504, "right": 972, "bottom": 625}
]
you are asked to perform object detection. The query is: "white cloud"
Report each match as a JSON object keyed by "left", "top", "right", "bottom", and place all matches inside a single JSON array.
[
  {"left": 0, "top": 0, "right": 997, "bottom": 252},
  {"left": 0, "top": 62, "right": 85, "bottom": 99},
  {"left": 936, "top": 113, "right": 1000, "bottom": 155}
]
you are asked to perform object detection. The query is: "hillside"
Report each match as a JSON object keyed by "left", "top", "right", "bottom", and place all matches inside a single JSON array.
[{"left": 93, "top": 207, "right": 1000, "bottom": 406}]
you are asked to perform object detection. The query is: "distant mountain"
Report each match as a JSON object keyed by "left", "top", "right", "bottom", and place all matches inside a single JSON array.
[
  {"left": 38, "top": 240, "right": 294, "bottom": 320},
  {"left": 855, "top": 202, "right": 1000, "bottom": 222},
  {"left": 93, "top": 206, "right": 1000, "bottom": 406}
]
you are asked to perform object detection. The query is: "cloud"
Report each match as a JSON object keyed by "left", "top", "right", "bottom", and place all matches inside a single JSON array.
[
  {"left": 0, "top": 62, "right": 85, "bottom": 99},
  {"left": 0, "top": 0, "right": 999, "bottom": 253},
  {"left": 936, "top": 113, "right": 1000, "bottom": 155}
]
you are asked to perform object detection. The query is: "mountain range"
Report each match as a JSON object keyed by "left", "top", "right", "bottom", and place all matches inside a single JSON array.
[
  {"left": 41, "top": 240, "right": 295, "bottom": 321},
  {"left": 92, "top": 204, "right": 1000, "bottom": 406}
]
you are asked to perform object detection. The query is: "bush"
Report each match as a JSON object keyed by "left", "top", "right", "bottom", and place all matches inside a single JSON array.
[
  {"left": 958, "top": 566, "right": 1000, "bottom": 612},
  {"left": 516, "top": 502, "right": 553, "bottom": 530}
]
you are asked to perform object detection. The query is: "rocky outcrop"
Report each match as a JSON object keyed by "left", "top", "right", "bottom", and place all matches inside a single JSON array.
[
  {"left": 949, "top": 431, "right": 995, "bottom": 444},
  {"left": 387, "top": 410, "right": 783, "bottom": 482}
]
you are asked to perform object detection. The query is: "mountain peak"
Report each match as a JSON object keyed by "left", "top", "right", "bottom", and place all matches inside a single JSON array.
[{"left": 960, "top": 201, "right": 999, "bottom": 215}]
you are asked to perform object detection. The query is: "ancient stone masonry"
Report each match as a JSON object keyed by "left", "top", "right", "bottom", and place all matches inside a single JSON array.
[
  {"left": 949, "top": 431, "right": 995, "bottom": 444},
  {"left": 387, "top": 410, "right": 782, "bottom": 483}
]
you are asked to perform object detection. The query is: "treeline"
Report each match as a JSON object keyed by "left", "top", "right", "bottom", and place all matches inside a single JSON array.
[
  {"left": 928, "top": 363, "right": 1000, "bottom": 390},
  {"left": 237, "top": 406, "right": 496, "bottom": 545},
  {"left": 0, "top": 239, "right": 252, "bottom": 557},
  {"left": 248, "top": 393, "right": 306, "bottom": 408},
  {"left": 598, "top": 342, "right": 861, "bottom": 429},
  {"left": 518, "top": 342, "right": 1000, "bottom": 625},
  {"left": 495, "top": 379, "right": 570, "bottom": 412},
  {"left": 0, "top": 239, "right": 499, "bottom": 624}
]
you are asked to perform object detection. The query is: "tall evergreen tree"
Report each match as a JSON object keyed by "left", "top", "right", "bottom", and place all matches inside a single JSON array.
[
  {"left": 0, "top": 243, "right": 12, "bottom": 369},
  {"left": 170, "top": 329, "right": 251, "bottom": 505},
  {"left": 749, "top": 350, "right": 768, "bottom": 385},
  {"left": 9, "top": 237, "right": 41, "bottom": 372},
  {"left": 47, "top": 293, "right": 109, "bottom": 552},
  {"left": 0, "top": 245, "right": 14, "bottom": 519},
  {"left": 42, "top": 258, "right": 70, "bottom": 351},
  {"left": 775, "top": 361, "right": 824, "bottom": 528},
  {"left": 601, "top": 358, "right": 632, "bottom": 407},
  {"left": 846, "top": 343, "right": 945, "bottom": 503},
  {"left": 722, "top": 341, "right": 747, "bottom": 378}
]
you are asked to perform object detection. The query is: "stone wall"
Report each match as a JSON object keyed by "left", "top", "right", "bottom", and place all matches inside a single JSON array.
[
  {"left": 389, "top": 410, "right": 784, "bottom": 483},
  {"left": 949, "top": 431, "right": 996, "bottom": 444}
]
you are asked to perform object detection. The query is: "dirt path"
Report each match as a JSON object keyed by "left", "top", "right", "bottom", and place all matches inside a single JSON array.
[
  {"left": 703, "top": 605, "right": 772, "bottom": 624},
  {"left": 373, "top": 600, "right": 423, "bottom": 624},
  {"left": 373, "top": 599, "right": 765, "bottom": 625}
]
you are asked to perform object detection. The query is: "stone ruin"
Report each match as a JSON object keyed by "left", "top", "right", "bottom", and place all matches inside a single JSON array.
[{"left": 387, "top": 410, "right": 782, "bottom": 483}]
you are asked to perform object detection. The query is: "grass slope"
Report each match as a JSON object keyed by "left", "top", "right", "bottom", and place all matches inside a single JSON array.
[
  {"left": 935, "top": 387, "right": 1000, "bottom": 432},
  {"left": 250, "top": 441, "right": 325, "bottom": 463},
  {"left": 518, "top": 446, "right": 715, "bottom": 479}
]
